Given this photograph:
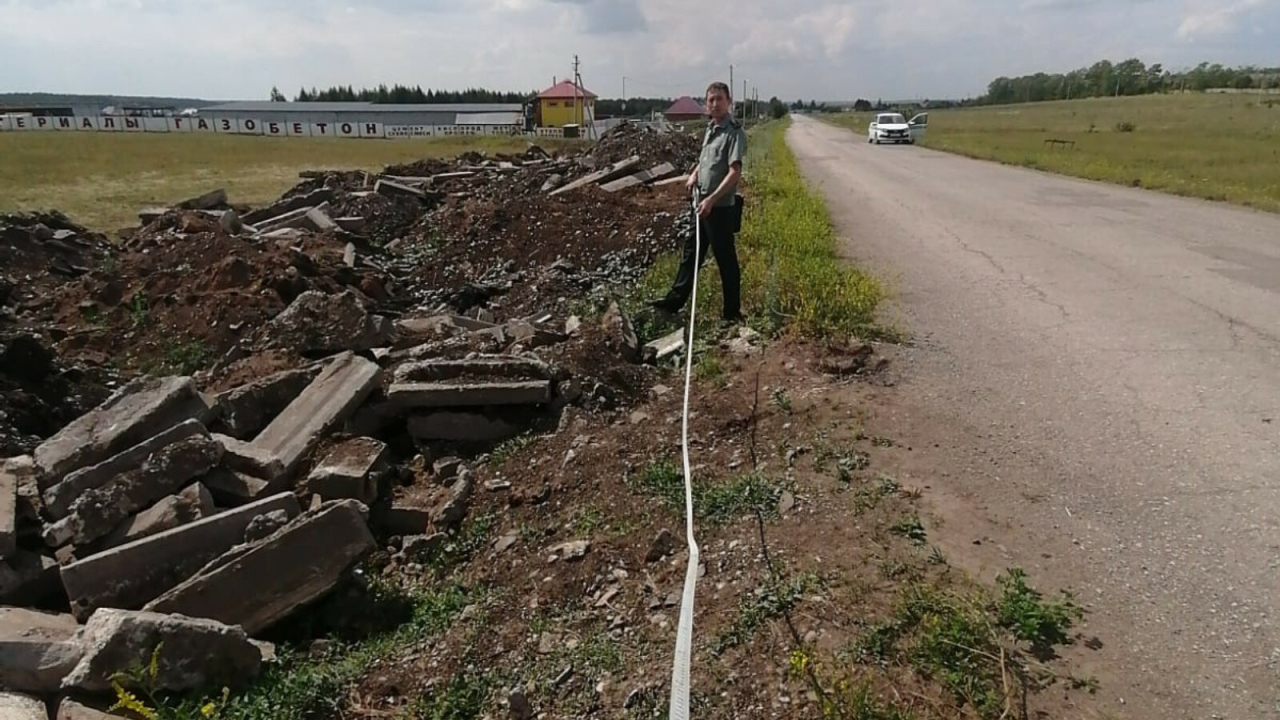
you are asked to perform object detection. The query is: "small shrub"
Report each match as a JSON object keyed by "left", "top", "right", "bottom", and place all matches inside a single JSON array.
[{"left": 1114, "top": 121, "right": 1136, "bottom": 132}]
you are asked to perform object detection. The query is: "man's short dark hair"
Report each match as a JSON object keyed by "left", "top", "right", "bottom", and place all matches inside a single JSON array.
[{"left": 706, "top": 82, "right": 732, "bottom": 101}]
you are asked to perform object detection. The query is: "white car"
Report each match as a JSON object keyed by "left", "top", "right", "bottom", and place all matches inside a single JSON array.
[{"left": 868, "top": 112, "right": 928, "bottom": 144}]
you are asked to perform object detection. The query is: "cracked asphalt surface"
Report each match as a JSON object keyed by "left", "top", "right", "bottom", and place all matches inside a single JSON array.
[{"left": 788, "top": 116, "right": 1280, "bottom": 719}]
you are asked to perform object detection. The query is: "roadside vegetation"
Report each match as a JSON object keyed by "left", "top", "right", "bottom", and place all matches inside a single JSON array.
[
  {"left": 0, "top": 132, "right": 573, "bottom": 231},
  {"left": 822, "top": 93, "right": 1280, "bottom": 212}
]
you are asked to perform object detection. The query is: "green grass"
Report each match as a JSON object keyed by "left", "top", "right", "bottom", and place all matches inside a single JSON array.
[
  {"left": 630, "top": 457, "right": 785, "bottom": 526},
  {"left": 627, "top": 118, "right": 886, "bottom": 342},
  {"left": 713, "top": 573, "right": 820, "bottom": 656},
  {"left": 823, "top": 93, "right": 1280, "bottom": 212},
  {"left": 0, "top": 132, "right": 569, "bottom": 231},
  {"left": 851, "top": 569, "right": 1084, "bottom": 719}
]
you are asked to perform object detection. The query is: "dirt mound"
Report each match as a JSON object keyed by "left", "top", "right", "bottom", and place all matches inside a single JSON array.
[
  {"left": 592, "top": 120, "right": 701, "bottom": 171},
  {"left": 0, "top": 330, "right": 113, "bottom": 456}
]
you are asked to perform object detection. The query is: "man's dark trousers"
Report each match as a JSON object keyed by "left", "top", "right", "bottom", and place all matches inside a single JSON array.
[{"left": 660, "top": 205, "right": 741, "bottom": 319}]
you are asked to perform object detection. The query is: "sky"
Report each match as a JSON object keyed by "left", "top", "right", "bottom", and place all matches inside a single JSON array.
[{"left": 1, "top": 0, "right": 1277, "bottom": 102}]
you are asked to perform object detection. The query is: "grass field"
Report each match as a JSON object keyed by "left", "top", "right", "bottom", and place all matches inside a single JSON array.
[
  {"left": 0, "top": 132, "right": 565, "bottom": 231},
  {"left": 822, "top": 93, "right": 1280, "bottom": 212}
]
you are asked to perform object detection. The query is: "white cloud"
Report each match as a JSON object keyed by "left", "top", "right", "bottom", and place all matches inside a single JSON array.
[
  {"left": 0, "top": 0, "right": 1275, "bottom": 102},
  {"left": 1177, "top": 0, "right": 1269, "bottom": 39}
]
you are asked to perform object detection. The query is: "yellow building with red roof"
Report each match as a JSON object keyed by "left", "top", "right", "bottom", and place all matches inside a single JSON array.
[{"left": 535, "top": 80, "right": 596, "bottom": 128}]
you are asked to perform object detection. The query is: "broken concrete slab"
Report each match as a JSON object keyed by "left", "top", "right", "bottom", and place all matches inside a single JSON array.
[
  {"left": 0, "top": 607, "right": 83, "bottom": 693},
  {"left": 60, "top": 493, "right": 301, "bottom": 620},
  {"left": 653, "top": 175, "right": 688, "bottom": 187},
  {"left": 304, "top": 208, "right": 337, "bottom": 232},
  {"left": 212, "top": 434, "right": 285, "bottom": 484},
  {"left": 247, "top": 352, "right": 382, "bottom": 483},
  {"left": 549, "top": 155, "right": 641, "bottom": 197},
  {"left": 306, "top": 437, "right": 386, "bottom": 503},
  {"left": 335, "top": 217, "right": 367, "bottom": 234},
  {"left": 432, "top": 471, "right": 474, "bottom": 529},
  {"left": 137, "top": 207, "right": 168, "bottom": 225},
  {"left": 200, "top": 469, "right": 270, "bottom": 507},
  {"left": 0, "top": 692, "right": 47, "bottom": 720},
  {"left": 602, "top": 302, "right": 640, "bottom": 363},
  {"left": 56, "top": 699, "right": 127, "bottom": 720},
  {"left": 387, "top": 380, "right": 552, "bottom": 409},
  {"left": 214, "top": 365, "right": 321, "bottom": 440},
  {"left": 145, "top": 500, "right": 375, "bottom": 635},
  {"left": 0, "top": 551, "right": 60, "bottom": 606},
  {"left": 540, "top": 174, "right": 564, "bottom": 193},
  {"left": 242, "top": 188, "right": 335, "bottom": 225},
  {"left": 375, "top": 179, "right": 426, "bottom": 200},
  {"left": 380, "top": 503, "right": 430, "bottom": 536},
  {"left": 176, "top": 188, "right": 227, "bottom": 211},
  {"left": 407, "top": 411, "right": 523, "bottom": 443},
  {"left": 89, "top": 483, "right": 215, "bottom": 554},
  {"left": 62, "top": 609, "right": 262, "bottom": 693},
  {"left": 44, "top": 435, "right": 224, "bottom": 548},
  {"left": 343, "top": 242, "right": 357, "bottom": 267},
  {"left": 218, "top": 209, "right": 244, "bottom": 235},
  {"left": 642, "top": 328, "right": 686, "bottom": 364},
  {"left": 395, "top": 314, "right": 498, "bottom": 337},
  {"left": 393, "top": 355, "right": 551, "bottom": 384},
  {"left": 600, "top": 162, "right": 677, "bottom": 193},
  {"left": 264, "top": 290, "right": 392, "bottom": 355},
  {"left": 34, "top": 376, "right": 211, "bottom": 489},
  {"left": 0, "top": 465, "right": 15, "bottom": 560},
  {"left": 252, "top": 203, "right": 331, "bottom": 235},
  {"left": 43, "top": 419, "right": 208, "bottom": 521}
]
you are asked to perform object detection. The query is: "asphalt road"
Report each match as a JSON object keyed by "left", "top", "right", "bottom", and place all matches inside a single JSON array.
[{"left": 787, "top": 115, "right": 1280, "bottom": 719}]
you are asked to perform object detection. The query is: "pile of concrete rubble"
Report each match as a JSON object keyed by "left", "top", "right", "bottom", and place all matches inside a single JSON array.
[{"left": 0, "top": 121, "right": 702, "bottom": 718}]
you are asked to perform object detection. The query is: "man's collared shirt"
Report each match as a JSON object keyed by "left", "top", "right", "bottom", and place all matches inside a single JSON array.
[{"left": 697, "top": 115, "right": 746, "bottom": 207}]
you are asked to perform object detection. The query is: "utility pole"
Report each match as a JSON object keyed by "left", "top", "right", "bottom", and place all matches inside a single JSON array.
[
  {"left": 729, "top": 65, "right": 734, "bottom": 100},
  {"left": 622, "top": 76, "right": 626, "bottom": 115},
  {"left": 571, "top": 54, "right": 596, "bottom": 140}
]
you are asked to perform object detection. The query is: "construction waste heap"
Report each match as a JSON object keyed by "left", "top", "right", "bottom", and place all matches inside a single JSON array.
[{"left": 0, "top": 122, "right": 707, "bottom": 715}]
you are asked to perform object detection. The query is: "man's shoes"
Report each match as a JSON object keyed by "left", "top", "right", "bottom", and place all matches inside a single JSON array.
[
  {"left": 647, "top": 298, "right": 681, "bottom": 313},
  {"left": 718, "top": 314, "right": 745, "bottom": 330}
]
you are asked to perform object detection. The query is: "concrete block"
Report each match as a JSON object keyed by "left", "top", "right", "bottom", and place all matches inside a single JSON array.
[
  {"left": 253, "top": 204, "right": 328, "bottom": 235},
  {"left": 304, "top": 208, "right": 337, "bottom": 232},
  {"left": 380, "top": 503, "right": 430, "bottom": 536},
  {"left": 407, "top": 412, "right": 522, "bottom": 443},
  {"left": 145, "top": 500, "right": 375, "bottom": 635},
  {"left": 248, "top": 353, "right": 382, "bottom": 482},
  {"left": 44, "top": 436, "right": 223, "bottom": 548},
  {"left": 43, "top": 419, "right": 208, "bottom": 520},
  {"left": 335, "top": 217, "right": 367, "bottom": 234},
  {"left": 137, "top": 207, "right": 168, "bottom": 225},
  {"left": 0, "top": 693, "right": 47, "bottom": 720},
  {"left": 200, "top": 468, "right": 270, "bottom": 507},
  {"left": 642, "top": 328, "right": 686, "bottom": 363},
  {"left": 62, "top": 609, "right": 261, "bottom": 693},
  {"left": 212, "top": 434, "right": 285, "bottom": 484},
  {"left": 0, "top": 466, "right": 15, "bottom": 560},
  {"left": 0, "top": 607, "right": 83, "bottom": 693},
  {"left": 56, "top": 699, "right": 127, "bottom": 720},
  {"left": 60, "top": 493, "right": 301, "bottom": 620},
  {"left": 0, "top": 551, "right": 60, "bottom": 606},
  {"left": 387, "top": 380, "right": 552, "bottom": 409},
  {"left": 602, "top": 302, "right": 640, "bottom": 363},
  {"left": 374, "top": 179, "right": 425, "bottom": 199},
  {"left": 34, "top": 376, "right": 207, "bottom": 489},
  {"left": 242, "top": 188, "right": 335, "bottom": 225},
  {"left": 393, "top": 355, "right": 551, "bottom": 383},
  {"left": 176, "top": 188, "right": 227, "bottom": 210},
  {"left": 549, "top": 155, "right": 641, "bottom": 197},
  {"left": 600, "top": 162, "right": 676, "bottom": 192},
  {"left": 214, "top": 366, "right": 320, "bottom": 440},
  {"left": 307, "top": 438, "right": 386, "bottom": 503},
  {"left": 89, "top": 483, "right": 215, "bottom": 553},
  {"left": 265, "top": 291, "right": 391, "bottom": 356}
]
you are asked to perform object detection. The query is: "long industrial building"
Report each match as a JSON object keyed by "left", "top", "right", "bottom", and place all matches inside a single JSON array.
[{"left": 198, "top": 101, "right": 525, "bottom": 128}]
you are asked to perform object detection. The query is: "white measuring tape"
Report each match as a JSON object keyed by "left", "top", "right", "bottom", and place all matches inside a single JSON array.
[{"left": 668, "top": 192, "right": 703, "bottom": 720}]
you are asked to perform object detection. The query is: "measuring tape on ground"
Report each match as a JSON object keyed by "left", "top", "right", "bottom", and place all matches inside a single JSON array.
[{"left": 668, "top": 192, "right": 703, "bottom": 720}]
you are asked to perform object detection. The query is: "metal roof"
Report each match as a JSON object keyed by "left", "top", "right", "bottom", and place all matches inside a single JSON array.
[
  {"left": 537, "top": 81, "right": 597, "bottom": 100},
  {"left": 201, "top": 101, "right": 523, "bottom": 113},
  {"left": 454, "top": 111, "right": 522, "bottom": 125},
  {"left": 665, "top": 96, "right": 704, "bottom": 115}
]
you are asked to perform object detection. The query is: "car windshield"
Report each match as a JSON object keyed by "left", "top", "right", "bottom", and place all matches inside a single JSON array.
[{"left": 878, "top": 114, "right": 906, "bottom": 124}]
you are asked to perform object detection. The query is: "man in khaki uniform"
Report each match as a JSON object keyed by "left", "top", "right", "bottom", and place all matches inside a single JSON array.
[{"left": 650, "top": 81, "right": 746, "bottom": 324}]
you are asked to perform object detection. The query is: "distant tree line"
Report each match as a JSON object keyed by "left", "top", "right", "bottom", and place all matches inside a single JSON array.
[
  {"left": 270, "top": 84, "right": 536, "bottom": 104},
  {"left": 979, "top": 60, "right": 1280, "bottom": 105}
]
